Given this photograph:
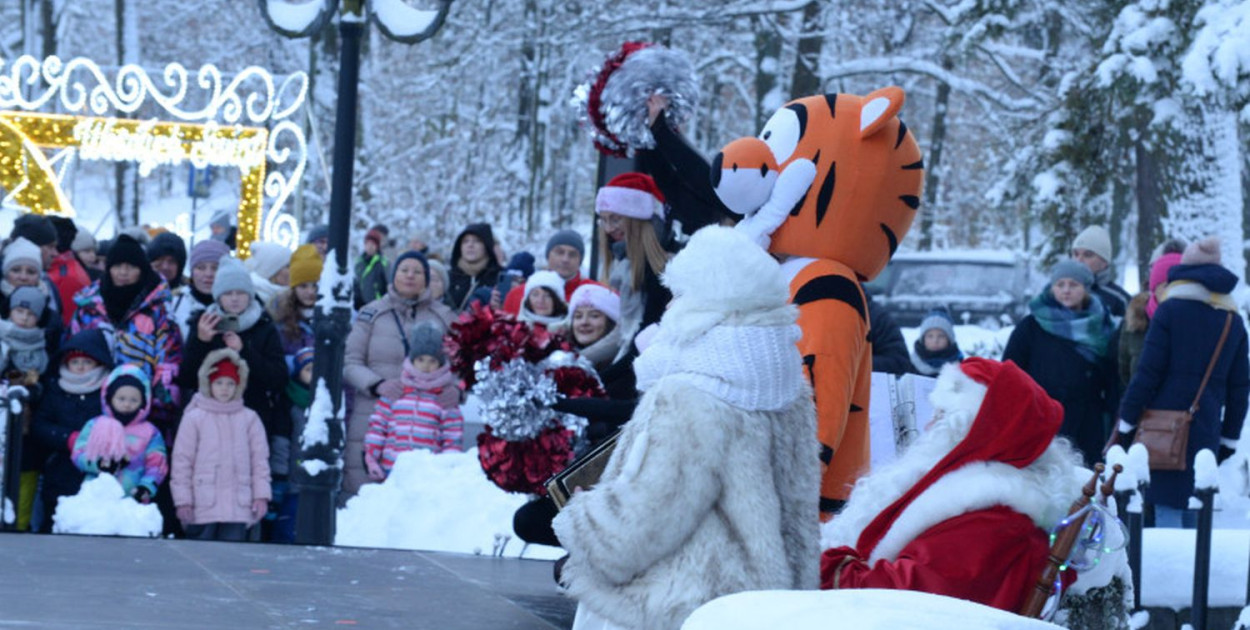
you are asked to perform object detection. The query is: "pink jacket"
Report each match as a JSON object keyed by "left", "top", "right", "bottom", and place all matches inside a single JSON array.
[{"left": 170, "top": 348, "right": 271, "bottom": 525}]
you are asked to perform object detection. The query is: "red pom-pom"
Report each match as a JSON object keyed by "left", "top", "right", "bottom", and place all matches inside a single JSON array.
[
  {"left": 548, "top": 365, "right": 607, "bottom": 400},
  {"left": 587, "top": 41, "right": 652, "bottom": 158},
  {"left": 447, "top": 303, "right": 570, "bottom": 390},
  {"left": 477, "top": 426, "right": 574, "bottom": 495}
]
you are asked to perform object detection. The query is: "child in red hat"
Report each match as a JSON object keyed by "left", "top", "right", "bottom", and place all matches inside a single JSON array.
[{"left": 170, "top": 348, "right": 272, "bottom": 541}]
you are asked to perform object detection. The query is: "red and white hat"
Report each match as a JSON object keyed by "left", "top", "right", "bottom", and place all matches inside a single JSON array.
[
  {"left": 568, "top": 283, "right": 620, "bottom": 323},
  {"left": 595, "top": 172, "right": 666, "bottom": 220}
]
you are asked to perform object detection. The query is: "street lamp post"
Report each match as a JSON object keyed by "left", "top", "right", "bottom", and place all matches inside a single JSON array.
[{"left": 259, "top": 0, "right": 453, "bottom": 545}]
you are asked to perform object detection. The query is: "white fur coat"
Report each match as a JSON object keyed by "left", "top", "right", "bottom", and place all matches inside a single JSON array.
[{"left": 552, "top": 377, "right": 819, "bottom": 630}]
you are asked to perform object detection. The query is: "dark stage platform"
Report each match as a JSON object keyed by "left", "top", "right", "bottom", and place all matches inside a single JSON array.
[{"left": 0, "top": 533, "right": 574, "bottom": 629}]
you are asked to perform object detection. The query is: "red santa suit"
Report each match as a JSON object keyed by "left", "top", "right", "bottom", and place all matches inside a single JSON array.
[{"left": 820, "top": 358, "right": 1078, "bottom": 613}]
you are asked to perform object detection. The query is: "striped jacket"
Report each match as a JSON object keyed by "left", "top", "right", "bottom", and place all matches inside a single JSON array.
[{"left": 365, "top": 386, "right": 463, "bottom": 470}]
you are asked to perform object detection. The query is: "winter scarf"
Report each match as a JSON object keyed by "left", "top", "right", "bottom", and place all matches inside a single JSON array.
[
  {"left": 189, "top": 285, "right": 214, "bottom": 308},
  {"left": 400, "top": 359, "right": 456, "bottom": 391},
  {"left": 204, "top": 297, "right": 264, "bottom": 333},
  {"left": 910, "top": 339, "right": 964, "bottom": 376},
  {"left": 286, "top": 379, "right": 311, "bottom": 410},
  {"left": 60, "top": 363, "right": 108, "bottom": 394},
  {"left": 102, "top": 279, "right": 149, "bottom": 325},
  {"left": 1160, "top": 280, "right": 1238, "bottom": 312},
  {"left": 634, "top": 323, "right": 803, "bottom": 412},
  {"left": 1, "top": 321, "right": 47, "bottom": 373},
  {"left": 1027, "top": 290, "right": 1115, "bottom": 363}
]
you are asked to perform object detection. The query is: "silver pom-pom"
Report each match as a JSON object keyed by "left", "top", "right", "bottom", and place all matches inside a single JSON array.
[
  {"left": 472, "top": 358, "right": 562, "bottom": 442},
  {"left": 599, "top": 47, "right": 699, "bottom": 153},
  {"left": 573, "top": 45, "right": 701, "bottom": 157}
]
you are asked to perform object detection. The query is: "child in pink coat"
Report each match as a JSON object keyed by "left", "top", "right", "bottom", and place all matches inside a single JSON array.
[
  {"left": 364, "top": 323, "right": 463, "bottom": 481},
  {"left": 71, "top": 363, "right": 168, "bottom": 503},
  {"left": 170, "top": 348, "right": 271, "bottom": 541}
]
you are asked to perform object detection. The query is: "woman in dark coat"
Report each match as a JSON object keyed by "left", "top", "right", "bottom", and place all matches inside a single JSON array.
[
  {"left": 1002, "top": 260, "right": 1119, "bottom": 466},
  {"left": 1117, "top": 238, "right": 1250, "bottom": 527}
]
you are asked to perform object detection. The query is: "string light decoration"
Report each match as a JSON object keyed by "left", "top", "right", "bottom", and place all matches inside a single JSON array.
[{"left": 0, "top": 55, "right": 308, "bottom": 253}]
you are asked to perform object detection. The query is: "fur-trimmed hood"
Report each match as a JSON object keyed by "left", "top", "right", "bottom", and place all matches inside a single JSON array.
[{"left": 196, "top": 347, "right": 249, "bottom": 401}]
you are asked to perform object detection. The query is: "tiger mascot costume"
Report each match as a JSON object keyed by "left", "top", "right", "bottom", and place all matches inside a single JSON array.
[{"left": 712, "top": 87, "right": 924, "bottom": 519}]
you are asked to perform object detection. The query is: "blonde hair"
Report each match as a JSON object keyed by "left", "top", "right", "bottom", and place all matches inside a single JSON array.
[{"left": 598, "top": 217, "right": 668, "bottom": 292}]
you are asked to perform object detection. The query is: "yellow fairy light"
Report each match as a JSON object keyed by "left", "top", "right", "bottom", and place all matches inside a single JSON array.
[{"left": 0, "top": 111, "right": 269, "bottom": 255}]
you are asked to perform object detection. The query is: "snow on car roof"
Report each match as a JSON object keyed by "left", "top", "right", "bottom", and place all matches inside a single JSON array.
[{"left": 891, "top": 249, "right": 1020, "bottom": 264}]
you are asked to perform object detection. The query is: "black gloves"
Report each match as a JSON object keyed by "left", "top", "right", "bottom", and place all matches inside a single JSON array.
[
  {"left": 97, "top": 458, "right": 128, "bottom": 474},
  {"left": 132, "top": 487, "right": 152, "bottom": 504}
]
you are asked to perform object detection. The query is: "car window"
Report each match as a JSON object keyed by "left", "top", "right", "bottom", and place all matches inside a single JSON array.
[{"left": 891, "top": 262, "right": 1017, "bottom": 298}]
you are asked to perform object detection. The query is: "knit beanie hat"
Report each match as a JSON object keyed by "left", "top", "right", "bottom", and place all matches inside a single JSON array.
[
  {"left": 189, "top": 239, "right": 230, "bottom": 270},
  {"left": 106, "top": 234, "right": 148, "bottom": 270},
  {"left": 1049, "top": 259, "right": 1094, "bottom": 289},
  {"left": 71, "top": 229, "right": 97, "bottom": 254},
  {"left": 427, "top": 259, "right": 449, "bottom": 290},
  {"left": 1147, "top": 252, "right": 1183, "bottom": 318},
  {"left": 1181, "top": 236, "right": 1222, "bottom": 266},
  {"left": 506, "top": 252, "right": 536, "bottom": 278},
  {"left": 568, "top": 283, "right": 620, "bottom": 323},
  {"left": 365, "top": 227, "right": 386, "bottom": 248},
  {"left": 292, "top": 346, "right": 315, "bottom": 376},
  {"left": 1072, "top": 225, "right": 1112, "bottom": 263},
  {"left": 9, "top": 285, "right": 46, "bottom": 320},
  {"left": 3, "top": 237, "right": 41, "bottom": 273},
  {"left": 391, "top": 250, "right": 430, "bottom": 286},
  {"left": 305, "top": 224, "right": 330, "bottom": 245},
  {"left": 11, "top": 214, "right": 57, "bottom": 247},
  {"left": 212, "top": 257, "right": 255, "bottom": 300},
  {"left": 246, "top": 242, "right": 292, "bottom": 281},
  {"left": 147, "top": 231, "right": 187, "bottom": 275},
  {"left": 289, "top": 244, "right": 323, "bottom": 287},
  {"left": 596, "top": 172, "right": 666, "bottom": 220},
  {"left": 49, "top": 216, "right": 77, "bottom": 253},
  {"left": 210, "top": 208, "right": 234, "bottom": 230},
  {"left": 209, "top": 358, "right": 241, "bottom": 385},
  {"left": 408, "top": 322, "right": 447, "bottom": 364},
  {"left": 918, "top": 308, "right": 957, "bottom": 344},
  {"left": 546, "top": 229, "right": 585, "bottom": 259},
  {"left": 107, "top": 372, "right": 147, "bottom": 409},
  {"left": 522, "top": 271, "right": 568, "bottom": 311}
]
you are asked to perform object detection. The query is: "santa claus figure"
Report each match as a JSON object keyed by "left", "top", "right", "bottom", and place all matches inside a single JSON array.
[{"left": 820, "top": 358, "right": 1082, "bottom": 613}]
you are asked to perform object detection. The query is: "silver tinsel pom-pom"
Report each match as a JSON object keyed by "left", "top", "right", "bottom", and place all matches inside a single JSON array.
[
  {"left": 472, "top": 358, "right": 562, "bottom": 442},
  {"left": 601, "top": 46, "right": 700, "bottom": 153}
]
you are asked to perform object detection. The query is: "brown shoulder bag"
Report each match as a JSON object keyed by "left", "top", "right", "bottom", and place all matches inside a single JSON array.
[{"left": 1133, "top": 312, "right": 1234, "bottom": 471}]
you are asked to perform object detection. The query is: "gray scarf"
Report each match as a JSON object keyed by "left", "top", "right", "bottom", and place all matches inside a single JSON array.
[
  {"left": 59, "top": 365, "right": 108, "bottom": 394},
  {"left": 2, "top": 322, "right": 46, "bottom": 374},
  {"left": 205, "top": 298, "right": 264, "bottom": 333}
]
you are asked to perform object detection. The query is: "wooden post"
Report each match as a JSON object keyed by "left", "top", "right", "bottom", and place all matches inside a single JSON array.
[{"left": 1019, "top": 464, "right": 1104, "bottom": 618}]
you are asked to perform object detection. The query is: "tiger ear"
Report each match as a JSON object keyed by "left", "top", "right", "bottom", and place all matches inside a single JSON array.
[{"left": 860, "top": 86, "right": 906, "bottom": 139}]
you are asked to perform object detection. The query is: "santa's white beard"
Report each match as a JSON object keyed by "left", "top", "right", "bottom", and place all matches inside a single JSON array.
[{"left": 821, "top": 407, "right": 1083, "bottom": 551}]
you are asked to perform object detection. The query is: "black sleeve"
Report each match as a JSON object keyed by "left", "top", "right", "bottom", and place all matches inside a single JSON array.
[
  {"left": 31, "top": 388, "right": 70, "bottom": 454},
  {"left": 240, "top": 324, "right": 290, "bottom": 396},
  {"left": 178, "top": 310, "right": 215, "bottom": 393},
  {"left": 638, "top": 113, "right": 737, "bottom": 234},
  {"left": 868, "top": 301, "right": 913, "bottom": 375}
]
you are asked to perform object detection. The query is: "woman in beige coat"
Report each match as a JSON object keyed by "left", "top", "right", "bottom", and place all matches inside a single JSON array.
[{"left": 342, "top": 251, "right": 455, "bottom": 501}]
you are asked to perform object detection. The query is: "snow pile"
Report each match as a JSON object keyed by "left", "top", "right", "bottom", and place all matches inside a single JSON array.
[
  {"left": 335, "top": 448, "right": 562, "bottom": 560},
  {"left": 1140, "top": 528, "right": 1250, "bottom": 609},
  {"left": 1195, "top": 448, "right": 1220, "bottom": 491},
  {"left": 264, "top": 0, "right": 325, "bottom": 33},
  {"left": 373, "top": 0, "right": 440, "bottom": 38},
  {"left": 682, "top": 589, "right": 1062, "bottom": 630},
  {"left": 52, "top": 474, "right": 162, "bottom": 538}
]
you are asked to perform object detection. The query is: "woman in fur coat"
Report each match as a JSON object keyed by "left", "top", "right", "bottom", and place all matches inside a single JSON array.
[{"left": 552, "top": 226, "right": 820, "bottom": 630}]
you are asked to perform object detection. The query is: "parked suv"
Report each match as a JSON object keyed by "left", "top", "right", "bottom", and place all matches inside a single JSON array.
[{"left": 865, "top": 250, "right": 1034, "bottom": 328}]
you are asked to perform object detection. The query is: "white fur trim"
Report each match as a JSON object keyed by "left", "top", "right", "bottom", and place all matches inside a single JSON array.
[
  {"left": 860, "top": 97, "right": 890, "bottom": 132},
  {"left": 568, "top": 284, "right": 621, "bottom": 323},
  {"left": 595, "top": 186, "right": 663, "bottom": 220},
  {"left": 926, "top": 362, "right": 987, "bottom": 429},
  {"left": 868, "top": 461, "right": 1064, "bottom": 563}
]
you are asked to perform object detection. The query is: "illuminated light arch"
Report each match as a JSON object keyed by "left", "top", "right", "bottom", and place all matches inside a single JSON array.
[{"left": 0, "top": 55, "right": 308, "bottom": 257}]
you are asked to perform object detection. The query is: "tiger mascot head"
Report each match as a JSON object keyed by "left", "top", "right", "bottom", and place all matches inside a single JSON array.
[{"left": 711, "top": 87, "right": 924, "bottom": 281}]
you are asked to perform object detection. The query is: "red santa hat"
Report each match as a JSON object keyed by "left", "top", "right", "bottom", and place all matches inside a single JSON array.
[
  {"left": 853, "top": 358, "right": 1063, "bottom": 558},
  {"left": 595, "top": 172, "right": 666, "bottom": 220}
]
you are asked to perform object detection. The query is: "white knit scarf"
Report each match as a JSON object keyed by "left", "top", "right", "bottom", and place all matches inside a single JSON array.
[{"left": 633, "top": 323, "right": 803, "bottom": 411}]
